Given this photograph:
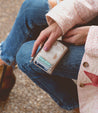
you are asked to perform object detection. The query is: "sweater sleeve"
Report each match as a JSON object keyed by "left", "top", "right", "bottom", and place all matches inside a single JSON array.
[
  {"left": 46, "top": 0, "right": 98, "bottom": 35},
  {"left": 85, "top": 26, "right": 98, "bottom": 57}
]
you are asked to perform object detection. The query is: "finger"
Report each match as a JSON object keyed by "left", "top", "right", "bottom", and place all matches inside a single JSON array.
[
  {"left": 43, "top": 33, "right": 58, "bottom": 51},
  {"left": 65, "top": 29, "right": 77, "bottom": 37},
  {"left": 31, "top": 31, "right": 49, "bottom": 57},
  {"left": 63, "top": 34, "right": 80, "bottom": 44},
  {"left": 40, "top": 41, "right": 44, "bottom": 48}
]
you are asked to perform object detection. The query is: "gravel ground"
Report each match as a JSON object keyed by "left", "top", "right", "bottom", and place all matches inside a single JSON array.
[{"left": 0, "top": 0, "right": 76, "bottom": 113}]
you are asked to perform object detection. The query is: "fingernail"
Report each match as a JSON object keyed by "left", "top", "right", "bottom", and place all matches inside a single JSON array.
[{"left": 43, "top": 46, "right": 48, "bottom": 51}]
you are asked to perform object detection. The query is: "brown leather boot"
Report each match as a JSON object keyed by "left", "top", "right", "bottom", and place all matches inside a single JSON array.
[
  {"left": 74, "top": 108, "right": 80, "bottom": 113},
  {"left": 0, "top": 64, "right": 16, "bottom": 101}
]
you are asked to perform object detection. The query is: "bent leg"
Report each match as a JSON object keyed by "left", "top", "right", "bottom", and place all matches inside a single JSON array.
[
  {"left": 16, "top": 41, "right": 84, "bottom": 110},
  {"left": 53, "top": 43, "right": 84, "bottom": 79},
  {"left": 0, "top": 0, "right": 49, "bottom": 65}
]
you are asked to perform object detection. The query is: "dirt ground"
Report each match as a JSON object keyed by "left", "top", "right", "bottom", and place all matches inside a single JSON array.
[{"left": 0, "top": 0, "right": 76, "bottom": 113}]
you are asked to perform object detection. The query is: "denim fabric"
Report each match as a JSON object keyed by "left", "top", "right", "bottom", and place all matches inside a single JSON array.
[
  {"left": 0, "top": 0, "right": 49, "bottom": 65},
  {"left": 0, "top": 0, "right": 84, "bottom": 110},
  {"left": 16, "top": 41, "right": 84, "bottom": 110}
]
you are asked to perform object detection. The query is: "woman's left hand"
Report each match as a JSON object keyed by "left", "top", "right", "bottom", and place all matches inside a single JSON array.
[{"left": 63, "top": 26, "right": 90, "bottom": 45}]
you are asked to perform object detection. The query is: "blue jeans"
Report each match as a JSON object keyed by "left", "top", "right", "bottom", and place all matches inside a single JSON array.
[{"left": 0, "top": 0, "right": 84, "bottom": 110}]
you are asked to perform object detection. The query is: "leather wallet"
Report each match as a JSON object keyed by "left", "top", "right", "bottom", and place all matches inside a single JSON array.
[{"left": 33, "top": 40, "right": 68, "bottom": 74}]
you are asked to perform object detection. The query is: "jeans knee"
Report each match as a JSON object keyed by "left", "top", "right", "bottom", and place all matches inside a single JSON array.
[
  {"left": 16, "top": 44, "right": 30, "bottom": 67},
  {"left": 18, "top": 0, "right": 49, "bottom": 26},
  {"left": 16, "top": 50, "right": 24, "bottom": 67}
]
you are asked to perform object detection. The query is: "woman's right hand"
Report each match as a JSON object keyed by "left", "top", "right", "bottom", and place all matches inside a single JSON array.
[{"left": 31, "top": 22, "right": 62, "bottom": 57}]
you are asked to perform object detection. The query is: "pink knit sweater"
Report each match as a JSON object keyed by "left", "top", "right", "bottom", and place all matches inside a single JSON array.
[
  {"left": 46, "top": 0, "right": 98, "bottom": 112},
  {"left": 46, "top": 0, "right": 98, "bottom": 35},
  {"left": 78, "top": 26, "right": 98, "bottom": 113}
]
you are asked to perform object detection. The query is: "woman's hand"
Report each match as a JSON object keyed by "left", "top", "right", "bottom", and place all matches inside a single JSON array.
[
  {"left": 31, "top": 22, "right": 62, "bottom": 57},
  {"left": 63, "top": 26, "right": 90, "bottom": 45}
]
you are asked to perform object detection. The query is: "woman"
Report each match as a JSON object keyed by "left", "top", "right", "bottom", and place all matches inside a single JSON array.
[{"left": 0, "top": 0, "right": 98, "bottom": 112}]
